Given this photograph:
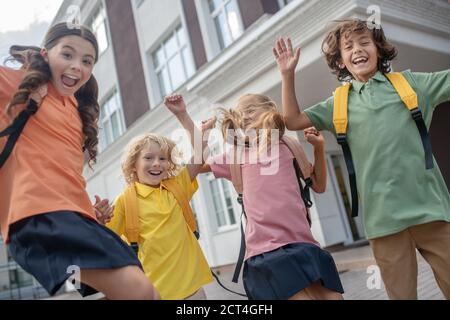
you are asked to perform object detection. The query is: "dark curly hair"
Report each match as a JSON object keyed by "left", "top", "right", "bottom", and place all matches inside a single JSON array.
[
  {"left": 6, "top": 22, "right": 100, "bottom": 166},
  {"left": 322, "top": 19, "right": 398, "bottom": 82}
]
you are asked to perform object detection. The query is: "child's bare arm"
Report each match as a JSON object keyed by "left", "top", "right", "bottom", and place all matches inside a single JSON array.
[
  {"left": 273, "top": 38, "right": 313, "bottom": 130},
  {"left": 164, "top": 95, "right": 216, "bottom": 180},
  {"left": 198, "top": 164, "right": 212, "bottom": 174},
  {"left": 304, "top": 127, "right": 326, "bottom": 193}
]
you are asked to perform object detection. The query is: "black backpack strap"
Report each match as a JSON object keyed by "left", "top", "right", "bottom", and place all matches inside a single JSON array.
[
  {"left": 211, "top": 270, "right": 247, "bottom": 297},
  {"left": 337, "top": 134, "right": 359, "bottom": 217},
  {"left": 410, "top": 108, "right": 434, "bottom": 170},
  {"left": 232, "top": 194, "right": 246, "bottom": 284},
  {"left": 0, "top": 99, "right": 39, "bottom": 169},
  {"left": 293, "top": 159, "right": 313, "bottom": 226}
]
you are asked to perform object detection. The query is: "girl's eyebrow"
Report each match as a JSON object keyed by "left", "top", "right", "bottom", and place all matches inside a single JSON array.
[{"left": 62, "top": 45, "right": 95, "bottom": 60}]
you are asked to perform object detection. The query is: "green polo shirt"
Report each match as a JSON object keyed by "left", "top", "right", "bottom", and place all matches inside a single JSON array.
[{"left": 305, "top": 70, "right": 450, "bottom": 239}]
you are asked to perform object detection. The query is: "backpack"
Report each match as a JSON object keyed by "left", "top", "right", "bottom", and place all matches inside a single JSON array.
[
  {"left": 122, "top": 177, "right": 199, "bottom": 254},
  {"left": 333, "top": 72, "right": 434, "bottom": 218},
  {"left": 228, "top": 135, "right": 315, "bottom": 283},
  {"left": 122, "top": 176, "right": 247, "bottom": 297}
]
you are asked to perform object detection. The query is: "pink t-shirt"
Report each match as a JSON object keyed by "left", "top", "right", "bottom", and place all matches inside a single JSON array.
[{"left": 209, "top": 141, "right": 319, "bottom": 260}]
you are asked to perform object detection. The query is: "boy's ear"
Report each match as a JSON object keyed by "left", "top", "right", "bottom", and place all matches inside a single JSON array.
[{"left": 40, "top": 48, "right": 49, "bottom": 63}]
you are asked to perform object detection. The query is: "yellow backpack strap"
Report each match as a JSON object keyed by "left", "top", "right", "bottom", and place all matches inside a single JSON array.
[
  {"left": 333, "top": 83, "right": 359, "bottom": 217},
  {"left": 123, "top": 184, "right": 140, "bottom": 254},
  {"left": 162, "top": 178, "right": 199, "bottom": 236},
  {"left": 385, "top": 73, "right": 418, "bottom": 110},
  {"left": 385, "top": 72, "right": 434, "bottom": 169},
  {"left": 333, "top": 83, "right": 351, "bottom": 136}
]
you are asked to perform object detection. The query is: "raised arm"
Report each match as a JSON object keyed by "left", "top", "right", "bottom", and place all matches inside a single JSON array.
[
  {"left": 304, "top": 127, "right": 326, "bottom": 193},
  {"left": 164, "top": 94, "right": 216, "bottom": 180},
  {"left": 273, "top": 38, "right": 313, "bottom": 130}
]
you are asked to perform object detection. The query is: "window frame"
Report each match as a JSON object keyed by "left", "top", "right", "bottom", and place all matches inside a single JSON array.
[
  {"left": 150, "top": 25, "right": 196, "bottom": 103},
  {"left": 87, "top": 4, "right": 109, "bottom": 57},
  {"left": 208, "top": 0, "right": 244, "bottom": 50},
  {"left": 99, "top": 89, "right": 126, "bottom": 152},
  {"left": 206, "top": 173, "right": 238, "bottom": 232}
]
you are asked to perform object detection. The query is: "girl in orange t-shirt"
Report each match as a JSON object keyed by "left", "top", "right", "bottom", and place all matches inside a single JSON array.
[{"left": 0, "top": 22, "right": 158, "bottom": 300}]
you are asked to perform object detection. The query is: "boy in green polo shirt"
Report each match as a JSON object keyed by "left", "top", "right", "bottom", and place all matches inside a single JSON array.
[{"left": 273, "top": 19, "right": 450, "bottom": 299}]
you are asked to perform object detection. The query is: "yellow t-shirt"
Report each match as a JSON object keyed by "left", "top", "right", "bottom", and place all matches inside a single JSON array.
[{"left": 107, "top": 167, "right": 213, "bottom": 299}]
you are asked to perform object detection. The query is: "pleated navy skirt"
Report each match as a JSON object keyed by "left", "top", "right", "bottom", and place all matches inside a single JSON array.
[
  {"left": 243, "top": 242, "right": 344, "bottom": 300},
  {"left": 8, "top": 211, "right": 142, "bottom": 297}
]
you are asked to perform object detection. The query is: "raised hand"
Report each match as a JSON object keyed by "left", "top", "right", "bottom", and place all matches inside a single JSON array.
[
  {"left": 201, "top": 117, "right": 217, "bottom": 132},
  {"left": 164, "top": 94, "right": 187, "bottom": 115},
  {"left": 304, "top": 127, "right": 324, "bottom": 148},
  {"left": 273, "top": 38, "right": 301, "bottom": 75}
]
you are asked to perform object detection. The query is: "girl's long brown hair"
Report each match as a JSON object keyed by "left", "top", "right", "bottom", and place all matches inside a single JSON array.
[{"left": 6, "top": 22, "right": 100, "bottom": 166}]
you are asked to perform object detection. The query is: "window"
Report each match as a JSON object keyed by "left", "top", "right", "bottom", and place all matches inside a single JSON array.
[
  {"left": 100, "top": 91, "right": 126, "bottom": 151},
  {"left": 208, "top": 174, "right": 237, "bottom": 229},
  {"left": 208, "top": 0, "right": 244, "bottom": 50},
  {"left": 89, "top": 5, "right": 109, "bottom": 55},
  {"left": 151, "top": 26, "right": 195, "bottom": 100}
]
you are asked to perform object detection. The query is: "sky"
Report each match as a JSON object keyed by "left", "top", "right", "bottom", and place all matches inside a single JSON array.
[{"left": 0, "top": 0, "right": 64, "bottom": 62}]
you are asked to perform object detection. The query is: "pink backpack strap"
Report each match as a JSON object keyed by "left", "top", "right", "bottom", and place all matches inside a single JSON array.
[
  {"left": 230, "top": 146, "right": 244, "bottom": 194},
  {"left": 281, "top": 135, "right": 311, "bottom": 180}
]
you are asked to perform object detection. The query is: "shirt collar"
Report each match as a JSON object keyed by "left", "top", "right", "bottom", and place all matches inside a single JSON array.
[
  {"left": 351, "top": 71, "right": 387, "bottom": 93},
  {"left": 47, "top": 82, "right": 78, "bottom": 108},
  {"left": 135, "top": 182, "right": 159, "bottom": 198}
]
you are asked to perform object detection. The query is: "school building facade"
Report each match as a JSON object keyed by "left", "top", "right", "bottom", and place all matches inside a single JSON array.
[
  {"left": 54, "top": 0, "right": 450, "bottom": 268},
  {"left": 2, "top": 0, "right": 449, "bottom": 299}
]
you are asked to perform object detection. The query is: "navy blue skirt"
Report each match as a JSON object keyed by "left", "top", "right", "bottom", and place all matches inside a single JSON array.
[
  {"left": 8, "top": 211, "right": 142, "bottom": 297},
  {"left": 243, "top": 242, "right": 344, "bottom": 300}
]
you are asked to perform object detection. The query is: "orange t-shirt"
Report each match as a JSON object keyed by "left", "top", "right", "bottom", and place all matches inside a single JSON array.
[{"left": 0, "top": 66, "right": 97, "bottom": 243}]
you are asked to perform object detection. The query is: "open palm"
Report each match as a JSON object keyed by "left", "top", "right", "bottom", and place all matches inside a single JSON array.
[{"left": 273, "top": 38, "right": 301, "bottom": 74}]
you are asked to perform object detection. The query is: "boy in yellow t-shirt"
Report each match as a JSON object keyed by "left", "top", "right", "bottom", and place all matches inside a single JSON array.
[{"left": 106, "top": 95, "right": 216, "bottom": 299}]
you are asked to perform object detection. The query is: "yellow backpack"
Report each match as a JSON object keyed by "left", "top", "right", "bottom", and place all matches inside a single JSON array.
[
  {"left": 333, "top": 72, "right": 434, "bottom": 217},
  {"left": 122, "top": 178, "right": 199, "bottom": 254}
]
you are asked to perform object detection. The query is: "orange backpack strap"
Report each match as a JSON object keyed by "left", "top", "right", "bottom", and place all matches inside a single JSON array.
[
  {"left": 123, "top": 184, "right": 140, "bottom": 254},
  {"left": 162, "top": 178, "right": 198, "bottom": 235},
  {"left": 281, "top": 135, "right": 311, "bottom": 180}
]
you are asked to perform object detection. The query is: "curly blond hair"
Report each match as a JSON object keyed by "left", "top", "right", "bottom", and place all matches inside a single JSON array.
[{"left": 121, "top": 133, "right": 182, "bottom": 185}]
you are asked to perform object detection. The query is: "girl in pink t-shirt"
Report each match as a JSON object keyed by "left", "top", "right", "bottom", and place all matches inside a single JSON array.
[{"left": 204, "top": 94, "right": 344, "bottom": 300}]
